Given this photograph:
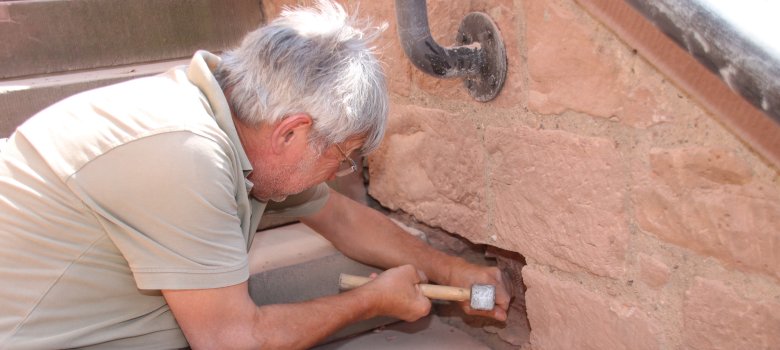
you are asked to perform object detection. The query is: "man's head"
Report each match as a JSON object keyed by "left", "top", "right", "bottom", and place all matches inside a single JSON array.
[{"left": 216, "top": 0, "right": 387, "bottom": 201}]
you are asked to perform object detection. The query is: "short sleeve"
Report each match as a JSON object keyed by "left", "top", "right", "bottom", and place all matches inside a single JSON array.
[
  {"left": 263, "top": 183, "right": 330, "bottom": 218},
  {"left": 67, "top": 131, "right": 248, "bottom": 290}
]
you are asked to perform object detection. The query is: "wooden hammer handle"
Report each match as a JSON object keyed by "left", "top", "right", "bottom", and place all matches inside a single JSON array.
[{"left": 339, "top": 273, "right": 471, "bottom": 302}]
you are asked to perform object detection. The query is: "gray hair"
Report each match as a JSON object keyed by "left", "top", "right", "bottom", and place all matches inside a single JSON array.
[{"left": 216, "top": 0, "right": 388, "bottom": 155}]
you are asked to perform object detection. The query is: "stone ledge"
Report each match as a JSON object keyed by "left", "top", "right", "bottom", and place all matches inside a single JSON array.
[
  {"left": 0, "top": 58, "right": 189, "bottom": 137},
  {"left": 0, "top": 0, "right": 262, "bottom": 79}
]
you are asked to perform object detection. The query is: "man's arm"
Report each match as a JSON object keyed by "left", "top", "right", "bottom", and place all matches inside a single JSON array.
[
  {"left": 163, "top": 264, "right": 431, "bottom": 349},
  {"left": 301, "top": 189, "right": 511, "bottom": 321}
]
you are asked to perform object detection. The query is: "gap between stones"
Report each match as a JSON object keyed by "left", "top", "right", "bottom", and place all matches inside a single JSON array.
[{"left": 379, "top": 207, "right": 532, "bottom": 349}]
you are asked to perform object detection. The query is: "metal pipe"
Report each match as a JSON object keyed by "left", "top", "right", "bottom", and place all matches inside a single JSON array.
[
  {"left": 395, "top": 0, "right": 483, "bottom": 78},
  {"left": 395, "top": 0, "right": 507, "bottom": 102},
  {"left": 626, "top": 0, "right": 780, "bottom": 125}
]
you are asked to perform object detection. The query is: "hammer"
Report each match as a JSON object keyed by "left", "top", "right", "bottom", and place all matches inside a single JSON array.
[{"left": 338, "top": 273, "right": 496, "bottom": 311}]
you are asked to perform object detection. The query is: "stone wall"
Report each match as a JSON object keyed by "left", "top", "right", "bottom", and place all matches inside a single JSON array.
[{"left": 262, "top": 1, "right": 780, "bottom": 348}]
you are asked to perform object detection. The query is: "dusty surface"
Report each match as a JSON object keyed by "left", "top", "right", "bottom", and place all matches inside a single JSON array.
[{"left": 313, "top": 315, "right": 491, "bottom": 350}]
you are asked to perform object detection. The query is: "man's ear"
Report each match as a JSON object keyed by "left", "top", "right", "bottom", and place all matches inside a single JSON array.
[{"left": 270, "top": 113, "right": 313, "bottom": 154}]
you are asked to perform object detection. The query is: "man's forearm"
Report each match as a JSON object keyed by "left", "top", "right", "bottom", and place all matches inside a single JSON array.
[
  {"left": 302, "top": 190, "right": 468, "bottom": 285},
  {"left": 165, "top": 282, "right": 380, "bottom": 350},
  {"left": 250, "top": 289, "right": 379, "bottom": 349},
  {"left": 165, "top": 265, "right": 431, "bottom": 349}
]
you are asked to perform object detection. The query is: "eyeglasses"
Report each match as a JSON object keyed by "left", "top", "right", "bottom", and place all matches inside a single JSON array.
[{"left": 334, "top": 144, "right": 358, "bottom": 177}]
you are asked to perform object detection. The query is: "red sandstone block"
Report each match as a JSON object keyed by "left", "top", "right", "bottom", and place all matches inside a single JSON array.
[
  {"left": 524, "top": 0, "right": 681, "bottom": 127},
  {"left": 683, "top": 277, "right": 780, "bottom": 350},
  {"left": 367, "top": 104, "right": 489, "bottom": 237},
  {"left": 635, "top": 147, "right": 780, "bottom": 280},
  {"left": 485, "top": 125, "right": 629, "bottom": 278},
  {"left": 649, "top": 147, "right": 753, "bottom": 190},
  {"left": 523, "top": 266, "right": 660, "bottom": 350}
]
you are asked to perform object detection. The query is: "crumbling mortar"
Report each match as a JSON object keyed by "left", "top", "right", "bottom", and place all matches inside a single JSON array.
[{"left": 511, "top": 0, "right": 531, "bottom": 109}]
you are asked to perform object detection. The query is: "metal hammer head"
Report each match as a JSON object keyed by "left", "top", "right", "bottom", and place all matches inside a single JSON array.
[{"left": 470, "top": 284, "right": 496, "bottom": 311}]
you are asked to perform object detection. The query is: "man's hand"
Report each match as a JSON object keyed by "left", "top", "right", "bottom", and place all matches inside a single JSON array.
[
  {"left": 163, "top": 270, "right": 433, "bottom": 350},
  {"left": 303, "top": 189, "right": 513, "bottom": 322},
  {"left": 359, "top": 265, "right": 432, "bottom": 322},
  {"left": 446, "top": 263, "right": 512, "bottom": 321}
]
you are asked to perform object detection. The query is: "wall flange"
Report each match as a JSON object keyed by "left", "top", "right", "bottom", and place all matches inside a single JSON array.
[
  {"left": 395, "top": 0, "right": 507, "bottom": 102},
  {"left": 457, "top": 12, "right": 507, "bottom": 102}
]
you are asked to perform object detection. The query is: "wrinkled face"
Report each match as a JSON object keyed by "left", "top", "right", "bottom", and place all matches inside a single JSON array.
[{"left": 248, "top": 139, "right": 363, "bottom": 202}]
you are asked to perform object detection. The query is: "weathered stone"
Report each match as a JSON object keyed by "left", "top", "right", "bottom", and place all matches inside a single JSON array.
[
  {"left": 683, "top": 277, "right": 780, "bottom": 350},
  {"left": 368, "top": 104, "right": 488, "bottom": 236},
  {"left": 483, "top": 299, "right": 531, "bottom": 346},
  {"left": 523, "top": 266, "right": 660, "bottom": 350},
  {"left": 524, "top": 0, "right": 679, "bottom": 127},
  {"left": 486, "top": 125, "right": 628, "bottom": 278},
  {"left": 649, "top": 147, "right": 753, "bottom": 190},
  {"left": 637, "top": 253, "right": 670, "bottom": 289},
  {"left": 635, "top": 147, "right": 780, "bottom": 280}
]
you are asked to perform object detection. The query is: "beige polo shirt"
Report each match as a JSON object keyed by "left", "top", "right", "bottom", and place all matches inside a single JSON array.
[{"left": 0, "top": 51, "right": 329, "bottom": 349}]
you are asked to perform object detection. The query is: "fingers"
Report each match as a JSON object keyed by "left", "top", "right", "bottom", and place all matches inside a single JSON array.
[
  {"left": 493, "top": 270, "right": 512, "bottom": 309},
  {"left": 417, "top": 269, "right": 428, "bottom": 284},
  {"left": 461, "top": 302, "right": 508, "bottom": 322},
  {"left": 446, "top": 265, "right": 513, "bottom": 322},
  {"left": 373, "top": 265, "right": 432, "bottom": 322}
]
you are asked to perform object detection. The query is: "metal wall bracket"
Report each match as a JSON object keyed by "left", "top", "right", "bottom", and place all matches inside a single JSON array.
[
  {"left": 395, "top": 0, "right": 507, "bottom": 102},
  {"left": 457, "top": 12, "right": 507, "bottom": 102}
]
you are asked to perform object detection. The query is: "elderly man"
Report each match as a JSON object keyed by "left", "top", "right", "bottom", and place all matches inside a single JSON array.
[{"left": 0, "top": 1, "right": 510, "bottom": 348}]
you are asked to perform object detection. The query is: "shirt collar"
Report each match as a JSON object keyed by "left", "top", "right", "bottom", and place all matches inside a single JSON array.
[{"left": 185, "top": 50, "right": 253, "bottom": 177}]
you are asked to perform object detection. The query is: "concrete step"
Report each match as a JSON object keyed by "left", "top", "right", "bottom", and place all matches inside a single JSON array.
[
  {"left": 0, "top": 58, "right": 188, "bottom": 137},
  {"left": 247, "top": 222, "right": 430, "bottom": 345},
  {"left": 313, "top": 315, "right": 492, "bottom": 350},
  {"left": 0, "top": 0, "right": 262, "bottom": 80}
]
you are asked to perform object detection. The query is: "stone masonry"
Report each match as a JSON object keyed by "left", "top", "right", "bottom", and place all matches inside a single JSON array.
[{"left": 260, "top": 0, "right": 780, "bottom": 348}]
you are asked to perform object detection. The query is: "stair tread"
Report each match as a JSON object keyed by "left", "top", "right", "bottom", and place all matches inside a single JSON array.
[{"left": 0, "top": 0, "right": 262, "bottom": 79}]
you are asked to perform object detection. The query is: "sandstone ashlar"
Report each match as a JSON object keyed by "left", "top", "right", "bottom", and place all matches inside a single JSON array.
[
  {"left": 524, "top": 0, "right": 679, "bottom": 127},
  {"left": 635, "top": 147, "right": 780, "bottom": 281},
  {"left": 368, "top": 104, "right": 489, "bottom": 237},
  {"left": 523, "top": 266, "right": 661, "bottom": 350},
  {"left": 486, "top": 125, "right": 629, "bottom": 278},
  {"left": 683, "top": 277, "right": 780, "bottom": 350}
]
